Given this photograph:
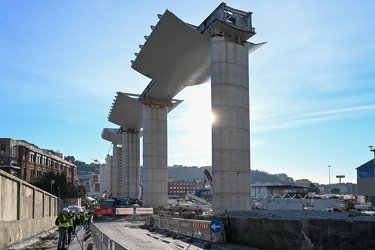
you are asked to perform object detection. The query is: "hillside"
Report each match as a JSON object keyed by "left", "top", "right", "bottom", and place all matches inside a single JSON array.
[
  {"left": 167, "top": 165, "right": 296, "bottom": 184},
  {"left": 70, "top": 157, "right": 307, "bottom": 185}
]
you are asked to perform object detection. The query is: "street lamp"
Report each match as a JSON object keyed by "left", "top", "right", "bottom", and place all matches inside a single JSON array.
[
  {"left": 328, "top": 165, "right": 331, "bottom": 185},
  {"left": 50, "top": 180, "right": 55, "bottom": 194},
  {"left": 370, "top": 146, "right": 375, "bottom": 168},
  {"left": 370, "top": 146, "right": 375, "bottom": 157}
]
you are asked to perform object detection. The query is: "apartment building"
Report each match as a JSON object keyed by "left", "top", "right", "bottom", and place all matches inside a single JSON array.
[{"left": 0, "top": 138, "right": 77, "bottom": 184}]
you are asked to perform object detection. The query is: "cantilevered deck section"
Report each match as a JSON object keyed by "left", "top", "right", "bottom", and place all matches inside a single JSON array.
[{"left": 131, "top": 2, "right": 263, "bottom": 101}]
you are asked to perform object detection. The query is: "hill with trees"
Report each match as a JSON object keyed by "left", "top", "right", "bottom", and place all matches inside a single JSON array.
[{"left": 167, "top": 164, "right": 301, "bottom": 185}]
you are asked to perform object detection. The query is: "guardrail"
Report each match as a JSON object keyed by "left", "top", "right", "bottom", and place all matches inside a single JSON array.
[
  {"left": 153, "top": 216, "right": 225, "bottom": 244},
  {"left": 92, "top": 223, "right": 129, "bottom": 250}
]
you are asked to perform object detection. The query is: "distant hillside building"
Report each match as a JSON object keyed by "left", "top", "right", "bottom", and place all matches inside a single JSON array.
[
  {"left": 0, "top": 138, "right": 77, "bottom": 184},
  {"left": 167, "top": 179, "right": 197, "bottom": 197},
  {"left": 356, "top": 159, "right": 375, "bottom": 205}
]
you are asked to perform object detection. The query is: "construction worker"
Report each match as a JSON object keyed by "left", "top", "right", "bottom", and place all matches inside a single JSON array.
[
  {"left": 71, "top": 211, "right": 77, "bottom": 233},
  {"left": 57, "top": 207, "right": 70, "bottom": 250},
  {"left": 83, "top": 212, "right": 89, "bottom": 230},
  {"left": 66, "top": 211, "right": 74, "bottom": 244}
]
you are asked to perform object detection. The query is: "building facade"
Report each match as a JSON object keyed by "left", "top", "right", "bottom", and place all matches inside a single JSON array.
[
  {"left": 356, "top": 159, "right": 375, "bottom": 205},
  {"left": 0, "top": 138, "right": 77, "bottom": 184},
  {"left": 167, "top": 179, "right": 197, "bottom": 198}
]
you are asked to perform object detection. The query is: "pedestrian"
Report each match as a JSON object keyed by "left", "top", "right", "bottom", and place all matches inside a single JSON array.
[{"left": 57, "top": 207, "right": 70, "bottom": 250}]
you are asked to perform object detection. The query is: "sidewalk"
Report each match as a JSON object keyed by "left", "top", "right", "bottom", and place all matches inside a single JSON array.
[
  {"left": 5, "top": 224, "right": 90, "bottom": 250},
  {"left": 45, "top": 225, "right": 88, "bottom": 250}
]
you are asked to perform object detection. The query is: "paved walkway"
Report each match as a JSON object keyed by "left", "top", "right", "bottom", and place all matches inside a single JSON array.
[
  {"left": 45, "top": 225, "right": 87, "bottom": 250},
  {"left": 5, "top": 224, "right": 88, "bottom": 250}
]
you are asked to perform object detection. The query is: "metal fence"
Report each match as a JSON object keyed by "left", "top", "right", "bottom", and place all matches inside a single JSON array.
[
  {"left": 154, "top": 216, "right": 225, "bottom": 244},
  {"left": 91, "top": 216, "right": 225, "bottom": 250}
]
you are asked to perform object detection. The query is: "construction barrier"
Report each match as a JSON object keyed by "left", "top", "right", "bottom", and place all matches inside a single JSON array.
[
  {"left": 153, "top": 216, "right": 225, "bottom": 244},
  {"left": 136, "top": 207, "right": 154, "bottom": 214},
  {"left": 179, "top": 220, "right": 193, "bottom": 237},
  {"left": 153, "top": 216, "right": 161, "bottom": 227},
  {"left": 160, "top": 217, "right": 169, "bottom": 229},
  {"left": 116, "top": 207, "right": 133, "bottom": 215},
  {"left": 94, "top": 208, "right": 115, "bottom": 216},
  {"left": 168, "top": 218, "right": 180, "bottom": 233},
  {"left": 192, "top": 220, "right": 213, "bottom": 242}
]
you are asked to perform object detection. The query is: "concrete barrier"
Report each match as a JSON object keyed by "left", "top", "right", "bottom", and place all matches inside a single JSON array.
[{"left": 0, "top": 170, "right": 58, "bottom": 249}]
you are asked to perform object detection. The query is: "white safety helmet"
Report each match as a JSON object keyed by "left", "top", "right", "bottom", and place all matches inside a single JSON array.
[{"left": 63, "top": 207, "right": 69, "bottom": 212}]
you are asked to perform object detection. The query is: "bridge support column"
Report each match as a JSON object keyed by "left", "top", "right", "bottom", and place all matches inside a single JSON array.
[
  {"left": 211, "top": 35, "right": 251, "bottom": 213},
  {"left": 121, "top": 130, "right": 141, "bottom": 199},
  {"left": 142, "top": 105, "right": 168, "bottom": 208},
  {"left": 112, "top": 144, "right": 122, "bottom": 198}
]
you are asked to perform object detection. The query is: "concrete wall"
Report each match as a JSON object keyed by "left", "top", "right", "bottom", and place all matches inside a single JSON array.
[
  {"left": 220, "top": 216, "right": 375, "bottom": 250},
  {"left": 0, "top": 170, "right": 57, "bottom": 249}
]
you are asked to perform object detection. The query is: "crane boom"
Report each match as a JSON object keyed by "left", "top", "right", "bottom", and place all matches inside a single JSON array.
[{"left": 203, "top": 170, "right": 213, "bottom": 187}]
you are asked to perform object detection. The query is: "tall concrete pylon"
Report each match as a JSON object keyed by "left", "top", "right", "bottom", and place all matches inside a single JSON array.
[
  {"left": 142, "top": 105, "right": 168, "bottom": 208},
  {"left": 101, "top": 128, "right": 122, "bottom": 197},
  {"left": 121, "top": 130, "right": 140, "bottom": 199},
  {"left": 107, "top": 93, "right": 143, "bottom": 199},
  {"left": 211, "top": 34, "right": 251, "bottom": 213}
]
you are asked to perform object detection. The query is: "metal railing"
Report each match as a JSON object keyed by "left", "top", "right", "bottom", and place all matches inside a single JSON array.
[
  {"left": 154, "top": 216, "right": 225, "bottom": 244},
  {"left": 91, "top": 216, "right": 225, "bottom": 250},
  {"left": 91, "top": 223, "right": 130, "bottom": 250}
]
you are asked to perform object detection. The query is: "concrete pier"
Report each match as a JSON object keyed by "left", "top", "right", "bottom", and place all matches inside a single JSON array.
[
  {"left": 142, "top": 104, "right": 168, "bottom": 208},
  {"left": 211, "top": 35, "right": 251, "bottom": 213},
  {"left": 112, "top": 144, "right": 122, "bottom": 197},
  {"left": 121, "top": 130, "right": 141, "bottom": 199},
  {"left": 107, "top": 93, "right": 143, "bottom": 199}
]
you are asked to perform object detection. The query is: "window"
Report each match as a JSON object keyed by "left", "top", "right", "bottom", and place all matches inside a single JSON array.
[
  {"left": 357, "top": 163, "right": 374, "bottom": 178},
  {"left": 0, "top": 140, "right": 6, "bottom": 157}
]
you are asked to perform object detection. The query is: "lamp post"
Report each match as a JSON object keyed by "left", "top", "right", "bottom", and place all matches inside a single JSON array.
[
  {"left": 370, "top": 146, "right": 375, "bottom": 162},
  {"left": 57, "top": 186, "right": 61, "bottom": 211},
  {"left": 50, "top": 180, "right": 55, "bottom": 194},
  {"left": 328, "top": 165, "right": 331, "bottom": 185}
]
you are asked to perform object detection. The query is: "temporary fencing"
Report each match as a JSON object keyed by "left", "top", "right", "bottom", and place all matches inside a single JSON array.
[{"left": 153, "top": 216, "right": 225, "bottom": 244}]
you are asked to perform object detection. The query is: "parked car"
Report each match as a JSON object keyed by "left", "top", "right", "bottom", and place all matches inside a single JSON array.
[{"left": 68, "top": 205, "right": 84, "bottom": 213}]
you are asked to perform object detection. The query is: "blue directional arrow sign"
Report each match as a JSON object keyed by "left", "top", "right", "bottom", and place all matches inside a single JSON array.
[{"left": 209, "top": 220, "right": 222, "bottom": 233}]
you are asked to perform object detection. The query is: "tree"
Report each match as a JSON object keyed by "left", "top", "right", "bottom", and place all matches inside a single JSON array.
[
  {"left": 30, "top": 172, "right": 86, "bottom": 199},
  {"left": 330, "top": 188, "right": 340, "bottom": 194}
]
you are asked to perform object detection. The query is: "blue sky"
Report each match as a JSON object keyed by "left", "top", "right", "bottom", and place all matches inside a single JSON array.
[{"left": 1, "top": 0, "right": 374, "bottom": 184}]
